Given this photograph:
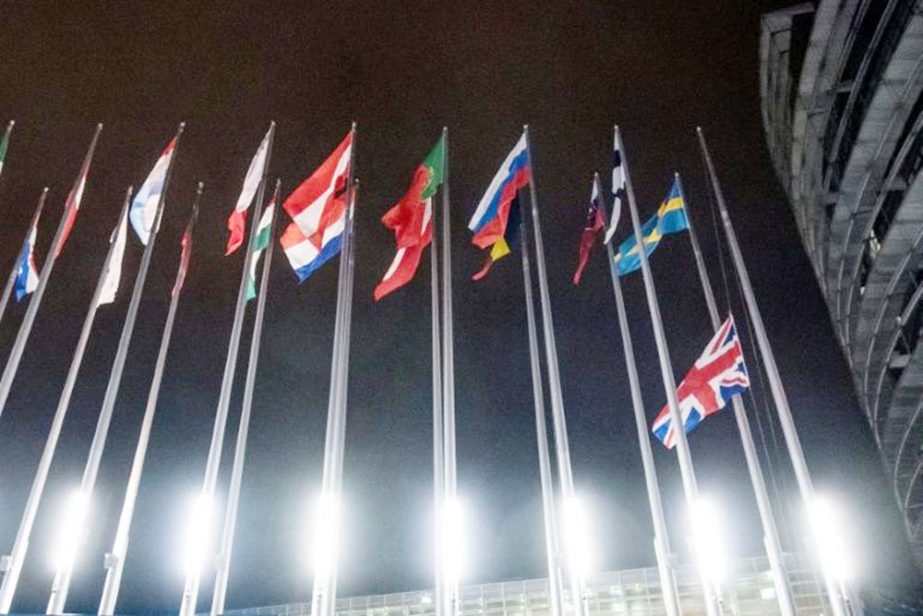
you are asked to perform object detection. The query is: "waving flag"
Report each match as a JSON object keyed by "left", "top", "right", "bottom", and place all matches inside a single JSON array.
[
  {"left": 99, "top": 206, "right": 129, "bottom": 305},
  {"left": 572, "top": 179, "right": 606, "bottom": 285},
  {"left": 281, "top": 132, "right": 353, "bottom": 282},
  {"left": 14, "top": 223, "right": 40, "bottom": 302},
  {"left": 226, "top": 127, "right": 272, "bottom": 255},
  {"left": 247, "top": 199, "right": 275, "bottom": 301},
  {"left": 605, "top": 135, "right": 626, "bottom": 244},
  {"left": 172, "top": 208, "right": 197, "bottom": 298},
  {"left": 651, "top": 314, "right": 749, "bottom": 448},
  {"left": 131, "top": 137, "right": 177, "bottom": 245},
  {"left": 614, "top": 176, "right": 688, "bottom": 276},
  {"left": 374, "top": 136, "right": 444, "bottom": 300},
  {"left": 468, "top": 133, "right": 530, "bottom": 279}
]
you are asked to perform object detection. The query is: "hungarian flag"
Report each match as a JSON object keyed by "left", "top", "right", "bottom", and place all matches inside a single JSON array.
[
  {"left": 572, "top": 179, "right": 606, "bottom": 285},
  {"left": 247, "top": 197, "right": 275, "bottom": 301},
  {"left": 374, "top": 136, "right": 445, "bottom": 300},
  {"left": 226, "top": 126, "right": 272, "bottom": 256}
]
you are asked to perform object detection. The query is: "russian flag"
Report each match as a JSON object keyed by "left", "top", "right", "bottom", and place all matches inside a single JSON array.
[
  {"left": 468, "top": 132, "right": 530, "bottom": 249},
  {"left": 14, "top": 224, "right": 39, "bottom": 301},
  {"left": 130, "top": 137, "right": 177, "bottom": 245},
  {"left": 280, "top": 131, "right": 352, "bottom": 282}
]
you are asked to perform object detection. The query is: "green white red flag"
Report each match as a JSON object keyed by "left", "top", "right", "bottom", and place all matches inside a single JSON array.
[
  {"left": 247, "top": 197, "right": 275, "bottom": 301},
  {"left": 374, "top": 136, "right": 445, "bottom": 300}
]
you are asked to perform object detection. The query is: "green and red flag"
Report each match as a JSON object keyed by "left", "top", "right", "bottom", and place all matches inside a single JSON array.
[
  {"left": 247, "top": 197, "right": 275, "bottom": 301},
  {"left": 374, "top": 135, "right": 445, "bottom": 300}
]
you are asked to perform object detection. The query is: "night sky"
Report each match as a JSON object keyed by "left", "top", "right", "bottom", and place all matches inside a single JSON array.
[{"left": 0, "top": 1, "right": 918, "bottom": 613}]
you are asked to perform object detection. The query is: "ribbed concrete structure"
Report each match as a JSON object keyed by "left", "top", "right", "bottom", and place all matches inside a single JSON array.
[{"left": 761, "top": 0, "right": 923, "bottom": 566}]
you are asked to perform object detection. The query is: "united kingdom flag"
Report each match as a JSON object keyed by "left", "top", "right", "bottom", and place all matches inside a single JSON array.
[{"left": 652, "top": 314, "right": 750, "bottom": 449}]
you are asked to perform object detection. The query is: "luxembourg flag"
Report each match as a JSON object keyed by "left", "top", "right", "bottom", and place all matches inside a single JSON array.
[
  {"left": 130, "top": 137, "right": 177, "bottom": 245},
  {"left": 14, "top": 223, "right": 40, "bottom": 302},
  {"left": 281, "top": 131, "right": 352, "bottom": 282}
]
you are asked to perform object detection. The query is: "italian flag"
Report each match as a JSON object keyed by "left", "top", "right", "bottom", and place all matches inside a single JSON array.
[
  {"left": 374, "top": 135, "right": 445, "bottom": 300},
  {"left": 247, "top": 201, "right": 275, "bottom": 301}
]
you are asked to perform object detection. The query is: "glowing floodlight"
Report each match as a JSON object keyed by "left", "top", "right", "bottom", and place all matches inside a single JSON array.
[
  {"left": 563, "top": 495, "right": 594, "bottom": 578},
  {"left": 180, "top": 493, "right": 213, "bottom": 577},
  {"left": 690, "top": 495, "right": 727, "bottom": 583},
  {"left": 50, "top": 489, "right": 90, "bottom": 573},
  {"left": 808, "top": 494, "right": 855, "bottom": 584},
  {"left": 440, "top": 497, "right": 465, "bottom": 586}
]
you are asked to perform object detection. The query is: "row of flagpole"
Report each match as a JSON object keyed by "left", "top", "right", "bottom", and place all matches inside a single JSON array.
[{"left": 0, "top": 119, "right": 853, "bottom": 616}]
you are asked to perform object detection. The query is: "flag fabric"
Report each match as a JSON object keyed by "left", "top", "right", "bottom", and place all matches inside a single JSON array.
[
  {"left": 247, "top": 200, "right": 275, "bottom": 301},
  {"left": 605, "top": 138, "right": 626, "bottom": 244},
  {"left": 613, "top": 177, "right": 688, "bottom": 276},
  {"left": 374, "top": 136, "right": 445, "bottom": 300},
  {"left": 0, "top": 123, "right": 11, "bottom": 176},
  {"left": 472, "top": 195, "right": 522, "bottom": 281},
  {"left": 651, "top": 314, "right": 750, "bottom": 448},
  {"left": 130, "top": 137, "right": 177, "bottom": 245},
  {"left": 226, "top": 128, "right": 271, "bottom": 256},
  {"left": 468, "top": 133, "right": 530, "bottom": 279},
  {"left": 57, "top": 160, "right": 91, "bottom": 256},
  {"left": 14, "top": 223, "right": 40, "bottom": 302},
  {"left": 280, "top": 132, "right": 352, "bottom": 282},
  {"left": 572, "top": 180, "right": 606, "bottom": 285},
  {"left": 98, "top": 207, "right": 128, "bottom": 305},
  {"left": 172, "top": 213, "right": 195, "bottom": 298}
]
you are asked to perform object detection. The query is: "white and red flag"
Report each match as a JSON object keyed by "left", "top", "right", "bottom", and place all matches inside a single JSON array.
[{"left": 226, "top": 127, "right": 272, "bottom": 255}]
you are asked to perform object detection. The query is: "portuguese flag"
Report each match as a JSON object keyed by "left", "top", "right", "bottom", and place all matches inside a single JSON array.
[{"left": 374, "top": 135, "right": 445, "bottom": 300}]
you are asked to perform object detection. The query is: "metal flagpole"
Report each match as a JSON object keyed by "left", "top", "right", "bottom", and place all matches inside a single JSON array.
[
  {"left": 310, "top": 125, "right": 357, "bottom": 616},
  {"left": 179, "top": 122, "right": 275, "bottom": 616},
  {"left": 432, "top": 131, "right": 446, "bottom": 616},
  {"left": 595, "top": 173, "right": 679, "bottom": 616},
  {"left": 677, "top": 172, "right": 795, "bottom": 616},
  {"left": 0, "top": 123, "right": 102, "bottom": 422},
  {"left": 210, "top": 181, "right": 281, "bottom": 616},
  {"left": 0, "top": 189, "right": 46, "bottom": 331},
  {"left": 521, "top": 126, "right": 585, "bottom": 616},
  {"left": 616, "top": 126, "right": 720, "bottom": 616},
  {"left": 98, "top": 185, "right": 203, "bottom": 616},
  {"left": 0, "top": 188, "right": 126, "bottom": 615},
  {"left": 520, "top": 217, "right": 565, "bottom": 616},
  {"left": 696, "top": 127, "right": 849, "bottom": 616},
  {"left": 0, "top": 120, "right": 14, "bottom": 179},
  {"left": 439, "top": 128, "right": 462, "bottom": 616},
  {"left": 47, "top": 124, "right": 184, "bottom": 615}
]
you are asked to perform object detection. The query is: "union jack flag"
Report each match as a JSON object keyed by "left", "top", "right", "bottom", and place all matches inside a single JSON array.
[{"left": 652, "top": 314, "right": 749, "bottom": 449}]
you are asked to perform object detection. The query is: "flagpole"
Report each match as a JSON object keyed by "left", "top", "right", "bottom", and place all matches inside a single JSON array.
[
  {"left": 0, "top": 187, "right": 126, "bottom": 616},
  {"left": 98, "top": 185, "right": 203, "bottom": 616},
  {"left": 47, "top": 123, "right": 184, "bottom": 615},
  {"left": 616, "top": 126, "right": 719, "bottom": 616},
  {"left": 432, "top": 131, "right": 447, "bottom": 616},
  {"left": 677, "top": 172, "right": 795, "bottom": 615},
  {"left": 210, "top": 181, "right": 281, "bottom": 616},
  {"left": 0, "top": 120, "right": 14, "bottom": 180},
  {"left": 520, "top": 218, "right": 565, "bottom": 616},
  {"left": 522, "top": 126, "right": 585, "bottom": 616},
  {"left": 0, "top": 123, "right": 102, "bottom": 422},
  {"left": 310, "top": 124, "right": 357, "bottom": 616},
  {"left": 179, "top": 122, "right": 275, "bottom": 616},
  {"left": 696, "top": 127, "right": 850, "bottom": 616},
  {"left": 0, "top": 188, "right": 45, "bottom": 331},
  {"left": 595, "top": 173, "right": 679, "bottom": 616}
]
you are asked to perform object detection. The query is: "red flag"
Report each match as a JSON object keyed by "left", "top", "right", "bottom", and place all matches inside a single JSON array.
[{"left": 572, "top": 181, "right": 606, "bottom": 285}]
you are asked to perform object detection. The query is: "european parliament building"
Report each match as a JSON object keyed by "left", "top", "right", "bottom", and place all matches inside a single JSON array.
[{"left": 760, "top": 0, "right": 923, "bottom": 565}]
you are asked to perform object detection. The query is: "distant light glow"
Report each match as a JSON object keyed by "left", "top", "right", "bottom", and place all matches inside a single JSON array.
[
  {"left": 690, "top": 495, "right": 727, "bottom": 583},
  {"left": 808, "top": 495, "right": 855, "bottom": 583},
  {"left": 180, "top": 493, "right": 213, "bottom": 576},
  {"left": 440, "top": 497, "right": 465, "bottom": 585},
  {"left": 50, "top": 489, "right": 90, "bottom": 573},
  {"left": 309, "top": 493, "right": 341, "bottom": 584},
  {"left": 563, "top": 495, "right": 594, "bottom": 577}
]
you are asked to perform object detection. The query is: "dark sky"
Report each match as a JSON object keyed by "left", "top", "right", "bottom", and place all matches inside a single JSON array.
[{"left": 0, "top": 1, "right": 917, "bottom": 613}]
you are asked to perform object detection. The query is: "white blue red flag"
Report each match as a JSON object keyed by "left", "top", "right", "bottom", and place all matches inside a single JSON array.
[
  {"left": 14, "top": 223, "right": 40, "bottom": 302},
  {"left": 605, "top": 131, "right": 625, "bottom": 245},
  {"left": 281, "top": 131, "right": 352, "bottom": 282},
  {"left": 130, "top": 137, "right": 177, "bottom": 245},
  {"left": 651, "top": 314, "right": 749, "bottom": 448}
]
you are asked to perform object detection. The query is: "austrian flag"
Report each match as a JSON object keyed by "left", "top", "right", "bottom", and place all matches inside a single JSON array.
[
  {"left": 651, "top": 314, "right": 750, "bottom": 448},
  {"left": 281, "top": 131, "right": 352, "bottom": 282}
]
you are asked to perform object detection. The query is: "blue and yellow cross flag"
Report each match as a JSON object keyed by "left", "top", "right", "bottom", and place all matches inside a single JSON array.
[{"left": 614, "top": 176, "right": 689, "bottom": 276}]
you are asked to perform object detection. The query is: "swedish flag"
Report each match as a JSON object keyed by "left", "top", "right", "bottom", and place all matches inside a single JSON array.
[{"left": 614, "top": 177, "right": 689, "bottom": 276}]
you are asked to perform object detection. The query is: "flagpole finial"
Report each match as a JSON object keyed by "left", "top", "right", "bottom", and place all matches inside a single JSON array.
[
  {"left": 695, "top": 126, "right": 704, "bottom": 134},
  {"left": 613, "top": 124, "right": 620, "bottom": 132},
  {"left": 593, "top": 171, "right": 600, "bottom": 180},
  {"left": 674, "top": 171, "right": 681, "bottom": 180},
  {"left": 523, "top": 124, "right": 529, "bottom": 132},
  {"left": 196, "top": 181, "right": 204, "bottom": 194},
  {"left": 269, "top": 120, "right": 276, "bottom": 128},
  {"left": 178, "top": 121, "right": 186, "bottom": 132},
  {"left": 442, "top": 126, "right": 448, "bottom": 134},
  {"left": 7, "top": 120, "right": 14, "bottom": 129},
  {"left": 42, "top": 186, "right": 49, "bottom": 194},
  {"left": 351, "top": 120, "right": 357, "bottom": 131}
]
